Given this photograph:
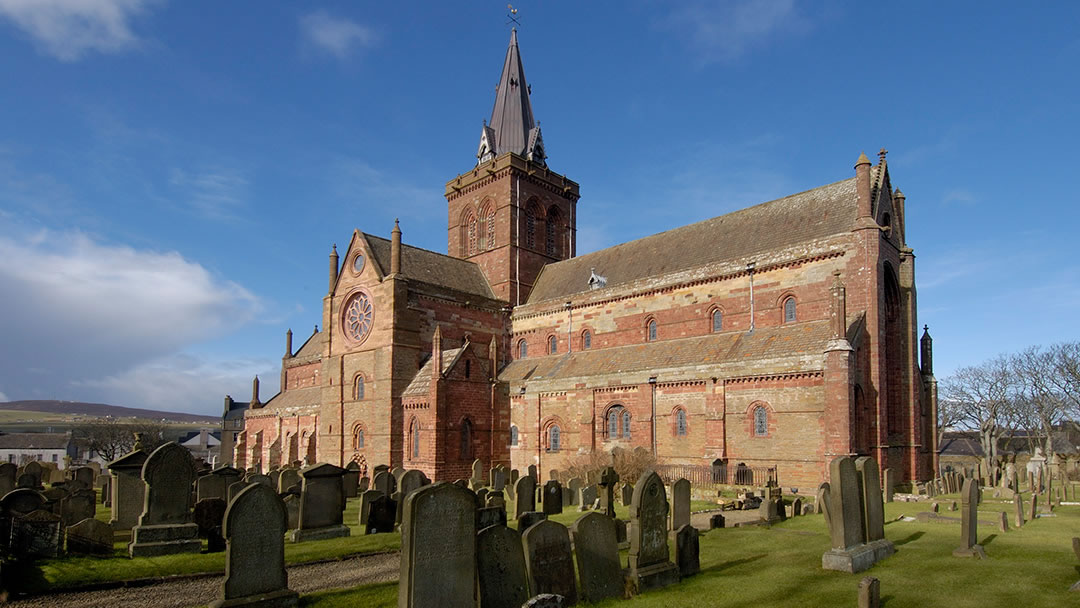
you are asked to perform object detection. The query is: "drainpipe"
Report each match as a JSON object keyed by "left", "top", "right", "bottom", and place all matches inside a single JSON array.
[
  {"left": 649, "top": 376, "right": 658, "bottom": 457},
  {"left": 747, "top": 262, "right": 756, "bottom": 333}
]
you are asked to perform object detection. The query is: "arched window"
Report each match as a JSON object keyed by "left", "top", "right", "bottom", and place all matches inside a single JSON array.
[
  {"left": 351, "top": 424, "right": 364, "bottom": 450},
  {"left": 353, "top": 375, "right": 365, "bottom": 400},
  {"left": 712, "top": 309, "right": 723, "bottom": 332},
  {"left": 582, "top": 330, "right": 591, "bottom": 350},
  {"left": 546, "top": 208, "right": 561, "bottom": 256},
  {"left": 518, "top": 339, "right": 528, "bottom": 358},
  {"left": 607, "top": 408, "right": 619, "bottom": 438},
  {"left": 753, "top": 406, "right": 768, "bottom": 437},
  {"left": 409, "top": 418, "right": 421, "bottom": 460},
  {"left": 525, "top": 205, "right": 537, "bottom": 248},
  {"left": 647, "top": 319, "right": 657, "bottom": 342},
  {"left": 509, "top": 425, "right": 519, "bottom": 447},
  {"left": 548, "top": 425, "right": 561, "bottom": 452},
  {"left": 548, "top": 335, "right": 557, "bottom": 354},
  {"left": 485, "top": 206, "right": 496, "bottom": 250},
  {"left": 605, "top": 405, "right": 631, "bottom": 440},
  {"left": 623, "top": 409, "right": 631, "bottom": 438},
  {"left": 783, "top": 297, "right": 796, "bottom": 323},
  {"left": 460, "top": 418, "right": 473, "bottom": 460},
  {"left": 467, "top": 215, "right": 478, "bottom": 255},
  {"left": 675, "top": 408, "right": 688, "bottom": 436}
]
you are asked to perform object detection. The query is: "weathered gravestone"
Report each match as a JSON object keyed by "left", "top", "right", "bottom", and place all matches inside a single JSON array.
[
  {"left": 359, "top": 489, "right": 382, "bottom": 527},
  {"left": 815, "top": 483, "right": 828, "bottom": 514},
  {"left": 628, "top": 470, "right": 680, "bottom": 590},
  {"left": 953, "top": 478, "right": 986, "bottom": 559},
  {"left": 858, "top": 576, "right": 880, "bottom": 608},
  {"left": 578, "top": 484, "right": 597, "bottom": 512},
  {"left": 197, "top": 473, "right": 228, "bottom": 502},
  {"left": 486, "top": 489, "right": 506, "bottom": 509},
  {"left": 999, "top": 511, "right": 1009, "bottom": 533},
  {"left": 397, "top": 470, "right": 428, "bottom": 524},
  {"left": 60, "top": 488, "right": 96, "bottom": 527},
  {"left": 365, "top": 495, "right": 396, "bottom": 534},
  {"left": 66, "top": 517, "right": 113, "bottom": 555},
  {"left": 490, "top": 467, "right": 507, "bottom": 491},
  {"left": 11, "top": 509, "right": 62, "bottom": 558},
  {"left": 759, "top": 496, "right": 780, "bottom": 523},
  {"left": 855, "top": 457, "right": 886, "bottom": 544},
  {"left": 358, "top": 475, "right": 370, "bottom": 492},
  {"left": 42, "top": 486, "right": 67, "bottom": 516},
  {"left": 523, "top": 519, "right": 578, "bottom": 605},
  {"left": 567, "top": 478, "right": 582, "bottom": 506},
  {"left": 820, "top": 456, "right": 894, "bottom": 573},
  {"left": 0, "top": 487, "right": 46, "bottom": 544},
  {"left": 129, "top": 442, "right": 201, "bottom": 557},
  {"left": 1014, "top": 493, "right": 1025, "bottom": 528},
  {"left": 283, "top": 494, "right": 300, "bottom": 530},
  {"left": 791, "top": 497, "right": 803, "bottom": 517},
  {"left": 210, "top": 483, "right": 298, "bottom": 608},
  {"left": 671, "top": 478, "right": 691, "bottom": 530},
  {"left": 21, "top": 461, "right": 43, "bottom": 488},
  {"left": 194, "top": 498, "right": 227, "bottom": 553},
  {"left": 597, "top": 467, "right": 620, "bottom": 518},
  {"left": 476, "top": 524, "right": 530, "bottom": 608},
  {"left": 471, "top": 459, "right": 485, "bottom": 487},
  {"left": 71, "top": 466, "right": 95, "bottom": 489},
  {"left": 245, "top": 473, "right": 272, "bottom": 488},
  {"left": 528, "top": 464, "right": 538, "bottom": 482},
  {"left": 673, "top": 524, "right": 700, "bottom": 578},
  {"left": 543, "top": 480, "right": 563, "bottom": 515},
  {"left": 391, "top": 466, "right": 406, "bottom": 484},
  {"left": 478, "top": 505, "right": 508, "bottom": 530},
  {"left": 0, "top": 462, "right": 16, "bottom": 496},
  {"left": 570, "top": 512, "right": 623, "bottom": 603},
  {"left": 291, "top": 463, "right": 349, "bottom": 542},
  {"left": 373, "top": 471, "right": 396, "bottom": 496},
  {"left": 519, "top": 511, "right": 547, "bottom": 531},
  {"left": 516, "top": 475, "right": 537, "bottom": 519},
  {"left": 883, "top": 468, "right": 895, "bottom": 503},
  {"left": 228, "top": 480, "right": 249, "bottom": 503},
  {"left": 398, "top": 482, "right": 476, "bottom": 608},
  {"left": 107, "top": 449, "right": 147, "bottom": 530},
  {"left": 278, "top": 468, "right": 301, "bottom": 494},
  {"left": 621, "top": 482, "right": 633, "bottom": 507},
  {"left": 343, "top": 462, "right": 361, "bottom": 499}
]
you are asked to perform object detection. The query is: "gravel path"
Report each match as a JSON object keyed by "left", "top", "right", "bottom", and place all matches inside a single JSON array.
[{"left": 8, "top": 552, "right": 400, "bottom": 608}]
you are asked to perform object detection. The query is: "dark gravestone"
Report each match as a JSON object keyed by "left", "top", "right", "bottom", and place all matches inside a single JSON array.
[
  {"left": 543, "top": 480, "right": 563, "bottom": 515},
  {"left": 579, "top": 485, "right": 597, "bottom": 511},
  {"left": 858, "top": 576, "right": 881, "bottom": 608},
  {"left": 673, "top": 524, "right": 700, "bottom": 577},
  {"left": 365, "top": 495, "right": 396, "bottom": 534},
  {"left": 671, "top": 478, "right": 691, "bottom": 530},
  {"left": 194, "top": 498, "right": 227, "bottom": 553},
  {"left": 21, "top": 461, "right": 43, "bottom": 488},
  {"left": 343, "top": 462, "right": 361, "bottom": 499},
  {"left": 373, "top": 471, "right": 396, "bottom": 496},
  {"left": 710, "top": 513, "right": 725, "bottom": 529},
  {"left": 245, "top": 474, "right": 272, "bottom": 488},
  {"left": 476, "top": 524, "right": 530, "bottom": 608},
  {"left": 570, "top": 512, "right": 623, "bottom": 603},
  {"left": 107, "top": 449, "right": 147, "bottom": 530},
  {"left": 791, "top": 497, "right": 803, "bottom": 517},
  {"left": 291, "top": 463, "right": 349, "bottom": 542},
  {"left": 1014, "top": 493, "right": 1025, "bottom": 528},
  {"left": 278, "top": 469, "right": 301, "bottom": 494},
  {"left": 621, "top": 482, "right": 633, "bottom": 507},
  {"left": 399, "top": 482, "right": 476, "bottom": 608},
  {"left": 953, "top": 479, "right": 986, "bottom": 559},
  {"left": 358, "top": 476, "right": 370, "bottom": 492},
  {"left": 60, "top": 488, "right": 96, "bottom": 527},
  {"left": 598, "top": 467, "right": 620, "bottom": 518},
  {"left": 478, "top": 506, "right": 508, "bottom": 531},
  {"left": 523, "top": 519, "right": 577, "bottom": 605},
  {"left": 66, "top": 517, "right": 113, "bottom": 555},
  {"left": 629, "top": 471, "right": 679, "bottom": 590},
  {"left": 398, "top": 470, "right": 427, "bottom": 524},
  {"left": 0, "top": 463, "right": 15, "bottom": 496},
  {"left": 515, "top": 475, "right": 536, "bottom": 519},
  {"left": 210, "top": 483, "right": 297, "bottom": 608},
  {"left": 197, "top": 474, "right": 227, "bottom": 502},
  {"left": 518, "top": 511, "right": 547, "bottom": 531},
  {"left": 11, "top": 509, "right": 61, "bottom": 558},
  {"left": 72, "top": 466, "right": 95, "bottom": 489},
  {"left": 359, "top": 489, "right": 381, "bottom": 526},
  {"left": 129, "top": 442, "right": 201, "bottom": 557}
]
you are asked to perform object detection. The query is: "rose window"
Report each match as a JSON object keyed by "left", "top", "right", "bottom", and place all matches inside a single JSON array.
[{"left": 343, "top": 292, "right": 374, "bottom": 342}]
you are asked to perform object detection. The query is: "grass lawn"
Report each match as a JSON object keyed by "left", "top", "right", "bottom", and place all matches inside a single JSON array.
[{"left": 300, "top": 491, "right": 1080, "bottom": 608}]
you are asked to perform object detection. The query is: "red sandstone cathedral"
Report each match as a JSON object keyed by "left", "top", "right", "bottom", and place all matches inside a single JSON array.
[{"left": 224, "top": 30, "right": 938, "bottom": 489}]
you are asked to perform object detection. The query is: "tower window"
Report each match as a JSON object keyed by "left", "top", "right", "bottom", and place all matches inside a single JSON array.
[
  {"left": 647, "top": 319, "right": 657, "bottom": 342},
  {"left": 783, "top": 297, "right": 796, "bottom": 323},
  {"left": 486, "top": 207, "right": 496, "bottom": 250},
  {"left": 548, "top": 335, "right": 557, "bottom": 354},
  {"left": 712, "top": 309, "right": 723, "bottom": 332},
  {"left": 582, "top": 330, "right": 591, "bottom": 350},
  {"left": 546, "top": 208, "right": 560, "bottom": 256},
  {"left": 525, "top": 206, "right": 537, "bottom": 248},
  {"left": 468, "top": 215, "right": 478, "bottom": 255},
  {"left": 518, "top": 339, "right": 528, "bottom": 358}
]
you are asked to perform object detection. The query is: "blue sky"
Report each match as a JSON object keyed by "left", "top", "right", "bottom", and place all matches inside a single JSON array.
[{"left": 0, "top": 1, "right": 1077, "bottom": 415}]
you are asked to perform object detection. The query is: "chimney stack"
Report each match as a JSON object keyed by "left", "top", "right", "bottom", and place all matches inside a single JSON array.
[
  {"left": 328, "top": 244, "right": 339, "bottom": 294},
  {"left": 251, "top": 376, "right": 261, "bottom": 408},
  {"left": 285, "top": 328, "right": 293, "bottom": 358},
  {"left": 855, "top": 152, "right": 872, "bottom": 220},
  {"left": 390, "top": 219, "right": 402, "bottom": 276}
]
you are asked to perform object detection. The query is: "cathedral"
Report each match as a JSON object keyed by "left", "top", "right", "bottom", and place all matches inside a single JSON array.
[{"left": 226, "top": 30, "right": 938, "bottom": 489}]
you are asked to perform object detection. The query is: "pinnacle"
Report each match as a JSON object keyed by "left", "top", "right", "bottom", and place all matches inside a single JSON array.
[{"left": 855, "top": 152, "right": 871, "bottom": 167}]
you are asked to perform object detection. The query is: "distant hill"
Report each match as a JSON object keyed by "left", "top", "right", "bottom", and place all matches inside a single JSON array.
[{"left": 0, "top": 400, "right": 218, "bottom": 424}]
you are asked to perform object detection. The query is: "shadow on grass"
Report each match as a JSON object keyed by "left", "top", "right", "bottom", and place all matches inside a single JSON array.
[
  {"left": 892, "top": 531, "right": 924, "bottom": 546},
  {"left": 980, "top": 533, "right": 998, "bottom": 547},
  {"left": 881, "top": 593, "right": 894, "bottom": 606},
  {"left": 702, "top": 553, "right": 767, "bottom": 573},
  {"left": 6, "top": 558, "right": 50, "bottom": 596}
]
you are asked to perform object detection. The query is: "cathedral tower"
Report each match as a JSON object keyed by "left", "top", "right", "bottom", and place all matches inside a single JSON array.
[{"left": 446, "top": 29, "right": 579, "bottom": 305}]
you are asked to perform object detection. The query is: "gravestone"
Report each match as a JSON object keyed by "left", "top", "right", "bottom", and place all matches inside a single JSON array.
[
  {"left": 953, "top": 479, "right": 986, "bottom": 558},
  {"left": 60, "top": 488, "right": 96, "bottom": 527},
  {"left": 998, "top": 511, "right": 1009, "bottom": 533},
  {"left": 197, "top": 474, "right": 228, "bottom": 502},
  {"left": 21, "top": 461, "right": 43, "bottom": 488},
  {"left": 821, "top": 456, "right": 893, "bottom": 573},
  {"left": 579, "top": 484, "right": 597, "bottom": 511},
  {"left": 710, "top": 513, "right": 725, "bottom": 529},
  {"left": 16, "top": 473, "right": 38, "bottom": 490},
  {"left": 471, "top": 459, "right": 485, "bottom": 487},
  {"left": 519, "top": 511, "right": 547, "bottom": 531},
  {"left": 883, "top": 468, "right": 895, "bottom": 503},
  {"left": 245, "top": 473, "right": 272, "bottom": 488},
  {"left": 278, "top": 468, "right": 301, "bottom": 494},
  {"left": 398, "top": 482, "right": 476, "bottom": 608},
  {"left": 365, "top": 495, "right": 396, "bottom": 534},
  {"left": 210, "top": 483, "right": 298, "bottom": 608},
  {"left": 628, "top": 470, "right": 680, "bottom": 590},
  {"left": 372, "top": 464, "right": 389, "bottom": 476},
  {"left": 373, "top": 471, "right": 396, "bottom": 496},
  {"left": 598, "top": 467, "right": 620, "bottom": 518},
  {"left": 391, "top": 466, "right": 406, "bottom": 484},
  {"left": 72, "top": 466, "right": 95, "bottom": 489},
  {"left": 567, "top": 478, "right": 583, "bottom": 506},
  {"left": 791, "top": 497, "right": 803, "bottom": 517},
  {"left": 528, "top": 464, "right": 538, "bottom": 482},
  {"left": 673, "top": 524, "right": 700, "bottom": 577},
  {"left": 228, "top": 480, "right": 249, "bottom": 503},
  {"left": 359, "top": 489, "right": 381, "bottom": 526},
  {"left": 1014, "top": 493, "right": 1025, "bottom": 528},
  {"left": 1030, "top": 493, "right": 1038, "bottom": 520},
  {"left": 291, "top": 463, "right": 349, "bottom": 542},
  {"left": 570, "top": 512, "right": 623, "bottom": 603},
  {"left": 621, "top": 482, "right": 633, "bottom": 507},
  {"left": 671, "top": 478, "right": 691, "bottom": 530},
  {"left": 0, "top": 462, "right": 15, "bottom": 496},
  {"left": 193, "top": 498, "right": 227, "bottom": 553},
  {"left": 523, "top": 519, "right": 578, "bottom": 604},
  {"left": 543, "top": 480, "right": 563, "bottom": 515},
  {"left": 858, "top": 576, "right": 880, "bottom": 608},
  {"left": 0, "top": 487, "right": 46, "bottom": 543},
  {"left": 107, "top": 449, "right": 147, "bottom": 530},
  {"left": 10, "top": 509, "right": 61, "bottom": 558},
  {"left": 397, "top": 470, "right": 428, "bottom": 524},
  {"left": 476, "top": 524, "right": 530, "bottom": 608},
  {"left": 486, "top": 489, "right": 506, "bottom": 509},
  {"left": 66, "top": 517, "right": 113, "bottom": 555},
  {"left": 815, "top": 483, "right": 827, "bottom": 514},
  {"left": 129, "top": 442, "right": 201, "bottom": 557},
  {"left": 855, "top": 457, "right": 885, "bottom": 543},
  {"left": 268, "top": 469, "right": 281, "bottom": 491},
  {"left": 478, "top": 505, "right": 508, "bottom": 530},
  {"left": 343, "top": 462, "right": 361, "bottom": 499},
  {"left": 358, "top": 475, "right": 370, "bottom": 492},
  {"left": 490, "top": 467, "right": 507, "bottom": 491},
  {"left": 516, "top": 475, "right": 537, "bottom": 519},
  {"left": 283, "top": 494, "right": 300, "bottom": 530}
]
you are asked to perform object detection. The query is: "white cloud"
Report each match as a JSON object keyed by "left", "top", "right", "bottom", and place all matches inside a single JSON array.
[
  {"left": 0, "top": 390, "right": 8, "bottom": 402},
  {"left": 0, "top": 0, "right": 156, "bottom": 61},
  {"left": 0, "top": 228, "right": 261, "bottom": 410},
  {"left": 300, "top": 10, "right": 379, "bottom": 60},
  {"left": 661, "top": 0, "right": 807, "bottom": 64},
  {"left": 169, "top": 166, "right": 249, "bottom": 220}
]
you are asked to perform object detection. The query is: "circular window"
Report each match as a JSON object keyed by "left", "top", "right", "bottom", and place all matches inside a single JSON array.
[
  {"left": 342, "top": 291, "right": 374, "bottom": 343},
  {"left": 353, "top": 253, "right": 365, "bottom": 273}
]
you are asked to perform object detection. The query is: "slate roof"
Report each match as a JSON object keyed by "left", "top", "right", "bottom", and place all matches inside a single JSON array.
[
  {"left": 288, "top": 330, "right": 324, "bottom": 365},
  {"left": 0, "top": 432, "right": 72, "bottom": 450},
  {"left": 223, "top": 399, "right": 249, "bottom": 422},
  {"left": 260, "top": 385, "right": 322, "bottom": 411},
  {"left": 365, "top": 235, "right": 497, "bottom": 301},
  {"left": 527, "top": 175, "right": 860, "bottom": 304},
  {"left": 402, "top": 347, "right": 468, "bottom": 398},
  {"left": 939, "top": 433, "right": 983, "bottom": 457},
  {"left": 488, "top": 29, "right": 535, "bottom": 157},
  {"left": 499, "top": 320, "right": 832, "bottom": 383}
]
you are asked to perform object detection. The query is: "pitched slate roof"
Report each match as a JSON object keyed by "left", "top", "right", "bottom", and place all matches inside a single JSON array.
[
  {"left": 260, "top": 385, "right": 322, "bottom": 411},
  {"left": 0, "top": 432, "right": 71, "bottom": 450},
  {"left": 365, "top": 234, "right": 496, "bottom": 300},
  {"left": 527, "top": 175, "right": 860, "bottom": 304},
  {"left": 402, "top": 347, "right": 468, "bottom": 398},
  {"left": 499, "top": 320, "right": 832, "bottom": 383},
  {"left": 288, "top": 330, "right": 324, "bottom": 365},
  {"left": 488, "top": 29, "right": 535, "bottom": 158}
]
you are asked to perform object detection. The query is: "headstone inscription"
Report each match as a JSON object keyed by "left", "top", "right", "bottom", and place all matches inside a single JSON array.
[
  {"left": 628, "top": 470, "right": 680, "bottom": 590},
  {"left": 129, "top": 442, "right": 201, "bottom": 557},
  {"left": 291, "top": 463, "right": 350, "bottom": 542},
  {"left": 570, "top": 512, "right": 623, "bottom": 603},
  {"left": 523, "top": 519, "right": 578, "bottom": 605},
  {"left": 476, "top": 524, "right": 530, "bottom": 608},
  {"left": 398, "top": 482, "right": 476, "bottom": 608}
]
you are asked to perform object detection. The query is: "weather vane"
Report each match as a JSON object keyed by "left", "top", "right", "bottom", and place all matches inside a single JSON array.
[{"left": 506, "top": 4, "right": 521, "bottom": 28}]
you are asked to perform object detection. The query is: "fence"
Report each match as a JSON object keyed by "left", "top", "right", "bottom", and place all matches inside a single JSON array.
[{"left": 655, "top": 462, "right": 777, "bottom": 489}]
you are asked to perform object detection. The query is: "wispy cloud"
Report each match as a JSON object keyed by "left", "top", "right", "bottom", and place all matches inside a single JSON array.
[
  {"left": 169, "top": 166, "right": 249, "bottom": 220},
  {"left": 333, "top": 159, "right": 441, "bottom": 220},
  {"left": 660, "top": 0, "right": 808, "bottom": 64},
  {"left": 942, "top": 188, "right": 976, "bottom": 205},
  {"left": 0, "top": 0, "right": 157, "bottom": 61},
  {"left": 299, "top": 10, "right": 379, "bottom": 60}
]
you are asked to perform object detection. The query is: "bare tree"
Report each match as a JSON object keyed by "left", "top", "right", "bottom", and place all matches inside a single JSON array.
[
  {"left": 1012, "top": 344, "right": 1073, "bottom": 454},
  {"left": 936, "top": 395, "right": 966, "bottom": 447},
  {"left": 940, "top": 355, "right": 1015, "bottom": 460},
  {"left": 71, "top": 418, "right": 170, "bottom": 461}
]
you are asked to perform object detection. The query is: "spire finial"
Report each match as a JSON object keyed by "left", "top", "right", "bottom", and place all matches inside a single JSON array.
[
  {"left": 878, "top": 148, "right": 888, "bottom": 163},
  {"left": 506, "top": 4, "right": 521, "bottom": 28}
]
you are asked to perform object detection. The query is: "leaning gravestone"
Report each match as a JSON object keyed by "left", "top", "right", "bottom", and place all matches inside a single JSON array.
[
  {"left": 129, "top": 442, "right": 200, "bottom": 557},
  {"left": 543, "top": 480, "right": 563, "bottom": 515},
  {"left": 628, "top": 470, "right": 680, "bottom": 590},
  {"left": 291, "top": 463, "right": 349, "bottom": 542},
  {"left": 674, "top": 524, "right": 700, "bottom": 577},
  {"left": 523, "top": 519, "right": 578, "bottom": 604},
  {"left": 515, "top": 475, "right": 537, "bottom": 519},
  {"left": 570, "top": 512, "right": 623, "bottom": 603},
  {"left": 210, "top": 483, "right": 298, "bottom": 608},
  {"left": 107, "top": 449, "right": 147, "bottom": 530},
  {"left": 579, "top": 484, "right": 598, "bottom": 511},
  {"left": 953, "top": 479, "right": 986, "bottom": 559},
  {"left": 66, "top": 517, "right": 113, "bottom": 555},
  {"left": 671, "top": 478, "right": 691, "bottom": 530},
  {"left": 398, "top": 482, "right": 476, "bottom": 608},
  {"left": 476, "top": 524, "right": 530, "bottom": 608}
]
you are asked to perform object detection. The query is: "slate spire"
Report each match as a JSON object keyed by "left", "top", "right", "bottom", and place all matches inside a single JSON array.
[{"left": 478, "top": 29, "right": 545, "bottom": 165}]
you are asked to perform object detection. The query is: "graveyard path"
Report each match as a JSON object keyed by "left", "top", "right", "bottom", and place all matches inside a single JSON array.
[{"left": 8, "top": 551, "right": 400, "bottom": 608}]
